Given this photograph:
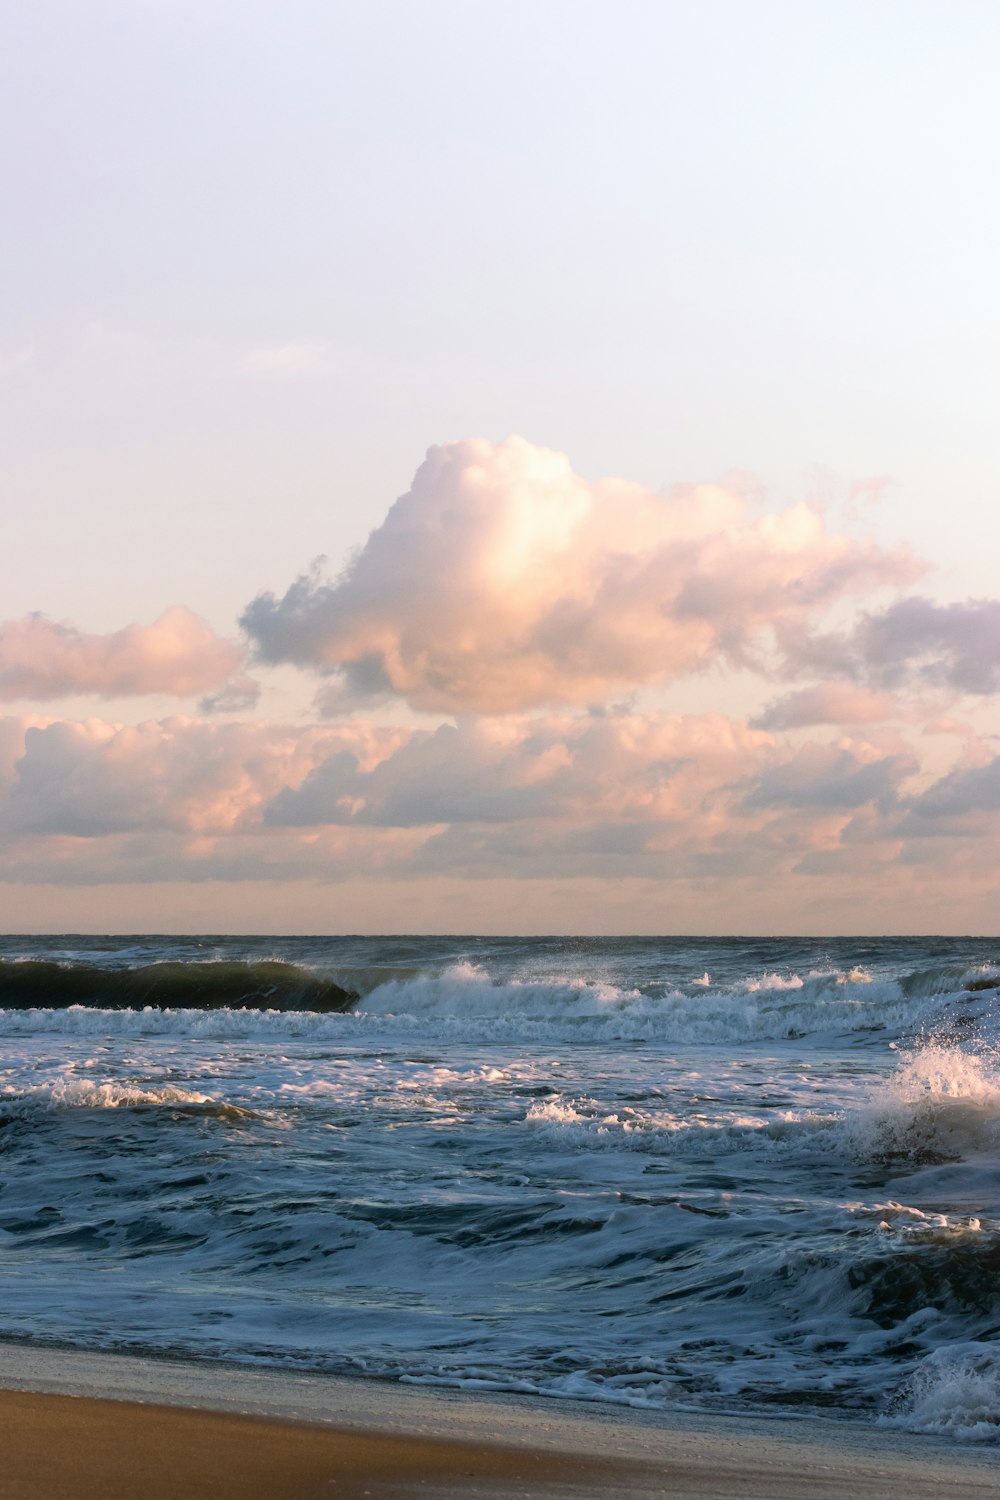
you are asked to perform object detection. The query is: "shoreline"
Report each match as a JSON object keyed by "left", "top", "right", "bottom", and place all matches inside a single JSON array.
[{"left": 1, "top": 1342, "right": 998, "bottom": 1498}]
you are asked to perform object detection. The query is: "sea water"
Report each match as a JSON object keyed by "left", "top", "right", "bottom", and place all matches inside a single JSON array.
[{"left": 1, "top": 934, "right": 999, "bottom": 1439}]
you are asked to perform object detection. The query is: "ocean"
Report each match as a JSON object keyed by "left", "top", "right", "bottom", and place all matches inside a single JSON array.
[{"left": 1, "top": 934, "right": 999, "bottom": 1440}]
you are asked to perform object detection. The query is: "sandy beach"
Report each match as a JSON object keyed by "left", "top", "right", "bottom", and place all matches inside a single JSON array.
[
  {"left": 0, "top": 1387, "right": 634, "bottom": 1500},
  {"left": 0, "top": 1343, "right": 997, "bottom": 1499}
]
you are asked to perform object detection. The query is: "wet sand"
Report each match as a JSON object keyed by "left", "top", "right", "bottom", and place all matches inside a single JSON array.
[
  {"left": 0, "top": 1388, "right": 644, "bottom": 1499},
  {"left": 1, "top": 1343, "right": 998, "bottom": 1498}
]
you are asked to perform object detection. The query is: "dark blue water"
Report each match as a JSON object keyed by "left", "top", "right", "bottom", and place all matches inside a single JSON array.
[{"left": 0, "top": 934, "right": 998, "bottom": 1439}]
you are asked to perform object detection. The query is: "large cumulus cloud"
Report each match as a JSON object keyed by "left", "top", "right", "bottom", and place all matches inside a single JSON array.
[
  {"left": 0, "top": 607, "right": 247, "bottom": 702},
  {"left": 242, "top": 437, "right": 918, "bottom": 714}
]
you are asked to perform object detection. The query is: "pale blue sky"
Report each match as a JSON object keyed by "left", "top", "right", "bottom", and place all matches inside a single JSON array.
[{"left": 3, "top": 0, "right": 999, "bottom": 632}]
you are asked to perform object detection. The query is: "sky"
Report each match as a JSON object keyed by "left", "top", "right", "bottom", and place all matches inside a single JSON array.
[{"left": 2, "top": 0, "right": 1000, "bottom": 933}]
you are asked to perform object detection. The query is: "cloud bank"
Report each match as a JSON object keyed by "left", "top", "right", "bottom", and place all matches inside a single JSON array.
[
  {"left": 0, "top": 709, "right": 963, "bottom": 896},
  {"left": 242, "top": 437, "right": 919, "bottom": 713}
]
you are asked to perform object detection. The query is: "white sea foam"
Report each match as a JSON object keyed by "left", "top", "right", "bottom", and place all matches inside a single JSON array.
[
  {"left": 845, "top": 1199, "right": 984, "bottom": 1238},
  {"left": 840, "top": 1044, "right": 1000, "bottom": 1164},
  {"left": 886, "top": 1344, "right": 1000, "bottom": 1440},
  {"left": 521, "top": 1095, "right": 832, "bottom": 1155},
  {"left": 3, "top": 1077, "right": 215, "bottom": 1109},
  {"left": 312, "top": 961, "right": 946, "bottom": 1043}
]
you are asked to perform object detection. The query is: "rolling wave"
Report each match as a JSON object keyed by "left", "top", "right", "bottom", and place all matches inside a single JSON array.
[
  {"left": 0, "top": 959, "right": 358, "bottom": 1013},
  {"left": 0, "top": 953, "right": 996, "bottom": 1051}
]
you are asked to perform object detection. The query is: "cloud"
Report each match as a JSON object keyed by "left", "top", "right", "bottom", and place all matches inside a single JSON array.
[
  {"left": 784, "top": 597, "right": 1000, "bottom": 698},
  {"left": 264, "top": 711, "right": 774, "bottom": 829},
  {"left": 0, "top": 607, "right": 245, "bottom": 702},
  {"left": 741, "top": 738, "right": 917, "bottom": 813},
  {"left": 242, "top": 436, "right": 918, "bottom": 713},
  {"left": 753, "top": 682, "right": 896, "bottom": 729},
  {"left": 1, "top": 716, "right": 404, "bottom": 839},
  {"left": 859, "top": 598, "right": 1000, "bottom": 694},
  {"left": 906, "top": 754, "right": 1000, "bottom": 822},
  {"left": 199, "top": 676, "right": 262, "bottom": 715}
]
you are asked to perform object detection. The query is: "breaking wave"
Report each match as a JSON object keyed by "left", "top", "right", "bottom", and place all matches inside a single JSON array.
[
  {"left": 842, "top": 1044, "right": 1000, "bottom": 1165},
  {"left": 324, "top": 960, "right": 996, "bottom": 1045},
  {"left": 886, "top": 1345, "right": 1000, "bottom": 1440}
]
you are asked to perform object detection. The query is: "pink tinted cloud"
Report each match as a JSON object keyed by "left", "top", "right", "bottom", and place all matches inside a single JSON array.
[
  {"left": 242, "top": 437, "right": 919, "bottom": 713},
  {"left": 0, "top": 606, "right": 246, "bottom": 701}
]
